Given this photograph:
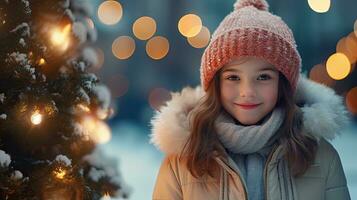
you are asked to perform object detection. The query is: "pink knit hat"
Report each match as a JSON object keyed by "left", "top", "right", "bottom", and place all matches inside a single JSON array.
[{"left": 200, "top": 0, "right": 301, "bottom": 93}]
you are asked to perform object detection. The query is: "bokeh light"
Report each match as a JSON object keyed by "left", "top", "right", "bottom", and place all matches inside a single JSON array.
[
  {"left": 31, "top": 110, "right": 42, "bottom": 125},
  {"left": 345, "top": 32, "right": 357, "bottom": 64},
  {"left": 178, "top": 14, "right": 202, "bottom": 37},
  {"left": 326, "top": 53, "right": 351, "bottom": 80},
  {"left": 77, "top": 104, "right": 90, "bottom": 113},
  {"left": 133, "top": 16, "right": 157, "bottom": 40},
  {"left": 100, "top": 193, "right": 111, "bottom": 200},
  {"left": 81, "top": 116, "right": 111, "bottom": 144},
  {"left": 148, "top": 88, "right": 172, "bottom": 111},
  {"left": 146, "top": 36, "right": 169, "bottom": 60},
  {"left": 50, "top": 24, "right": 71, "bottom": 51},
  {"left": 346, "top": 87, "right": 357, "bottom": 114},
  {"left": 309, "top": 63, "right": 335, "bottom": 87},
  {"left": 336, "top": 37, "right": 356, "bottom": 67},
  {"left": 112, "top": 36, "right": 136, "bottom": 60},
  {"left": 307, "top": 0, "right": 331, "bottom": 13},
  {"left": 98, "top": 0, "right": 123, "bottom": 25},
  {"left": 97, "top": 109, "right": 109, "bottom": 120},
  {"left": 187, "top": 26, "right": 211, "bottom": 48},
  {"left": 53, "top": 167, "right": 66, "bottom": 179},
  {"left": 38, "top": 58, "right": 46, "bottom": 66}
]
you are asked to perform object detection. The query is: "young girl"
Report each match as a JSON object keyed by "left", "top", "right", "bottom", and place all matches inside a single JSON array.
[{"left": 150, "top": 0, "right": 351, "bottom": 199}]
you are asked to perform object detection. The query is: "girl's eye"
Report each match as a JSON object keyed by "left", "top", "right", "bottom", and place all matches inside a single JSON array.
[
  {"left": 257, "top": 74, "right": 272, "bottom": 80},
  {"left": 226, "top": 75, "right": 240, "bottom": 81}
]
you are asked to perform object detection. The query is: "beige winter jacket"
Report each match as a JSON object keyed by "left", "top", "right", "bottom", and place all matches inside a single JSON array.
[{"left": 150, "top": 76, "right": 351, "bottom": 200}]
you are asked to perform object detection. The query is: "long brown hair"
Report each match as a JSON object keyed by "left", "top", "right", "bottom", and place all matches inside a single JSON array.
[{"left": 180, "top": 71, "right": 318, "bottom": 178}]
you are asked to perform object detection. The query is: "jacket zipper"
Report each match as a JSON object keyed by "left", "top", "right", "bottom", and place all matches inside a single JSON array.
[
  {"left": 264, "top": 144, "right": 279, "bottom": 200},
  {"left": 216, "top": 157, "right": 249, "bottom": 200}
]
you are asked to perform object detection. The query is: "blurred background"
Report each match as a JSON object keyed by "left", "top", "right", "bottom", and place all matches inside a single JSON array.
[{"left": 79, "top": 0, "right": 357, "bottom": 199}]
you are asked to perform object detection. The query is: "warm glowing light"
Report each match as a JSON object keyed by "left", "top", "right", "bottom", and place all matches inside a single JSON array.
[
  {"left": 100, "top": 192, "right": 111, "bottom": 200},
  {"left": 77, "top": 104, "right": 90, "bottom": 112},
  {"left": 326, "top": 53, "right": 351, "bottom": 80},
  {"left": 97, "top": 109, "right": 109, "bottom": 120},
  {"left": 112, "top": 36, "right": 136, "bottom": 60},
  {"left": 345, "top": 32, "right": 357, "bottom": 64},
  {"left": 81, "top": 116, "right": 111, "bottom": 144},
  {"left": 178, "top": 14, "right": 202, "bottom": 37},
  {"left": 50, "top": 24, "right": 71, "bottom": 51},
  {"left": 133, "top": 16, "right": 157, "bottom": 40},
  {"left": 336, "top": 37, "right": 356, "bottom": 65},
  {"left": 31, "top": 111, "right": 42, "bottom": 125},
  {"left": 38, "top": 58, "right": 46, "bottom": 65},
  {"left": 54, "top": 167, "right": 66, "bottom": 179},
  {"left": 346, "top": 87, "right": 357, "bottom": 114},
  {"left": 187, "top": 26, "right": 211, "bottom": 48},
  {"left": 309, "top": 63, "right": 335, "bottom": 87},
  {"left": 307, "top": 0, "right": 330, "bottom": 13},
  {"left": 98, "top": 1, "right": 123, "bottom": 25},
  {"left": 146, "top": 36, "right": 170, "bottom": 60}
]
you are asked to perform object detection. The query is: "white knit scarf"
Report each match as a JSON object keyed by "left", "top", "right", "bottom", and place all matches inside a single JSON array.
[{"left": 214, "top": 106, "right": 285, "bottom": 154}]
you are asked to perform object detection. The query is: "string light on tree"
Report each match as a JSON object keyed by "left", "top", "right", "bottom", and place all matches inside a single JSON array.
[
  {"left": 53, "top": 167, "right": 66, "bottom": 179},
  {"left": 50, "top": 24, "right": 71, "bottom": 51},
  {"left": 81, "top": 116, "right": 111, "bottom": 144},
  {"left": 38, "top": 58, "right": 46, "bottom": 65},
  {"left": 31, "top": 110, "right": 43, "bottom": 125},
  {"left": 77, "top": 103, "right": 90, "bottom": 112},
  {"left": 100, "top": 192, "right": 111, "bottom": 200}
]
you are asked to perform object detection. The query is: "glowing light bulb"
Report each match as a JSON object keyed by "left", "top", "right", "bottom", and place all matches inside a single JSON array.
[
  {"left": 77, "top": 104, "right": 90, "bottom": 112},
  {"left": 101, "top": 193, "right": 111, "bottom": 200},
  {"left": 38, "top": 58, "right": 46, "bottom": 65},
  {"left": 31, "top": 111, "right": 42, "bottom": 125},
  {"left": 54, "top": 167, "right": 66, "bottom": 179},
  {"left": 50, "top": 24, "right": 71, "bottom": 51},
  {"left": 81, "top": 116, "right": 111, "bottom": 144}
]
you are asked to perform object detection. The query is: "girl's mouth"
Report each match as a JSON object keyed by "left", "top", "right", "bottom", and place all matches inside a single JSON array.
[{"left": 235, "top": 103, "right": 261, "bottom": 109}]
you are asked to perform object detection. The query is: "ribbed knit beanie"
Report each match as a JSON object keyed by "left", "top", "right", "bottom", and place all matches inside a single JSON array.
[{"left": 200, "top": 0, "right": 301, "bottom": 93}]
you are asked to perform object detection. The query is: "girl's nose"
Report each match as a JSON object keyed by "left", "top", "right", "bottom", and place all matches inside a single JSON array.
[{"left": 239, "top": 81, "right": 256, "bottom": 98}]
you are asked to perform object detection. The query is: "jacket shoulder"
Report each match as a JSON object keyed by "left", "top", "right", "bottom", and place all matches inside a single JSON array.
[
  {"left": 164, "top": 155, "right": 218, "bottom": 185},
  {"left": 315, "top": 138, "right": 339, "bottom": 164}
]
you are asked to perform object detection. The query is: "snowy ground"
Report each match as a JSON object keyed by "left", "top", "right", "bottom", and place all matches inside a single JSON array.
[{"left": 101, "top": 121, "right": 357, "bottom": 200}]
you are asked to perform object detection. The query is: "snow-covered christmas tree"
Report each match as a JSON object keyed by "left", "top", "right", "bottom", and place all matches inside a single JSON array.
[{"left": 0, "top": 0, "right": 130, "bottom": 199}]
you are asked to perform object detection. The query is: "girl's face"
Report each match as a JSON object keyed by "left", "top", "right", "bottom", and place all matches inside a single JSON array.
[{"left": 219, "top": 57, "right": 279, "bottom": 125}]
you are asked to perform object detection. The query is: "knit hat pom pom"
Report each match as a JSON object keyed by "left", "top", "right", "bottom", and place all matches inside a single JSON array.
[{"left": 234, "top": 0, "right": 269, "bottom": 11}]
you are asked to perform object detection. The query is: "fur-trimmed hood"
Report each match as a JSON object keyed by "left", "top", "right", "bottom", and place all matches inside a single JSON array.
[{"left": 150, "top": 75, "right": 351, "bottom": 155}]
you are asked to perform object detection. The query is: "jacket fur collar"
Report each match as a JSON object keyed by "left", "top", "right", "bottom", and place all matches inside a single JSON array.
[{"left": 150, "top": 75, "right": 350, "bottom": 155}]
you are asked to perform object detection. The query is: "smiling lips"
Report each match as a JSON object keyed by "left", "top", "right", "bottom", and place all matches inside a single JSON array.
[{"left": 235, "top": 103, "right": 261, "bottom": 109}]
